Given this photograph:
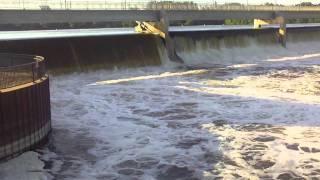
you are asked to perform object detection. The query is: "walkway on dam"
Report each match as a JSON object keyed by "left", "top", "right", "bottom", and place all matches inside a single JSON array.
[{"left": 1, "top": 23, "right": 320, "bottom": 41}]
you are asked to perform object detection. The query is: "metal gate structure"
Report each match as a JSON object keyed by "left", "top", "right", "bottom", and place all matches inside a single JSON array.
[{"left": 0, "top": 53, "right": 51, "bottom": 161}]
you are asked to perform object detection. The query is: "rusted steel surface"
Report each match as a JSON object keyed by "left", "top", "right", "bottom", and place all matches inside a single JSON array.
[
  {"left": 0, "top": 54, "right": 51, "bottom": 161},
  {"left": 0, "top": 54, "right": 46, "bottom": 89}
]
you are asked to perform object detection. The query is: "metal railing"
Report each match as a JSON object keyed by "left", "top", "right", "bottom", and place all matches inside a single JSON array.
[
  {"left": 0, "top": 54, "right": 46, "bottom": 90},
  {"left": 0, "top": 0, "right": 320, "bottom": 11}
]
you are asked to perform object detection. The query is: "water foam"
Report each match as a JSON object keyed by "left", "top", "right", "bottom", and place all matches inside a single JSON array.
[{"left": 44, "top": 48, "right": 320, "bottom": 179}]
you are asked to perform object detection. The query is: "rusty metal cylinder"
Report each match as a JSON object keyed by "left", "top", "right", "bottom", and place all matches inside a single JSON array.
[{"left": 0, "top": 53, "right": 51, "bottom": 161}]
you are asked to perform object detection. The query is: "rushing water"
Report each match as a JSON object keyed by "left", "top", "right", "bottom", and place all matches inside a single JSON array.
[{"left": 1, "top": 30, "right": 320, "bottom": 180}]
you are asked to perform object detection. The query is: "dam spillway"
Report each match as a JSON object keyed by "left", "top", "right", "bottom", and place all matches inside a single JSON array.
[
  {"left": 0, "top": 24, "right": 320, "bottom": 71},
  {"left": 0, "top": 26, "right": 320, "bottom": 179}
]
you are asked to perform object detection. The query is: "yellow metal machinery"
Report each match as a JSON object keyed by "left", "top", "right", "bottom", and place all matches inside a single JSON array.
[
  {"left": 254, "top": 16, "right": 287, "bottom": 47},
  {"left": 135, "top": 21, "right": 166, "bottom": 39}
]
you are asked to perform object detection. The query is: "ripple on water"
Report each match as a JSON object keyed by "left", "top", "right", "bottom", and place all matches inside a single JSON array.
[
  {"left": 38, "top": 58, "right": 320, "bottom": 179},
  {"left": 157, "top": 164, "right": 197, "bottom": 180},
  {"left": 203, "top": 122, "right": 320, "bottom": 179}
]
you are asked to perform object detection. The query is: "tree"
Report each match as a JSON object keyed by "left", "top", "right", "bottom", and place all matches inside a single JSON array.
[
  {"left": 265, "top": 3, "right": 275, "bottom": 6},
  {"left": 225, "top": 3, "right": 243, "bottom": 6},
  {"left": 296, "top": 2, "right": 314, "bottom": 6},
  {"left": 146, "top": 1, "right": 198, "bottom": 10}
]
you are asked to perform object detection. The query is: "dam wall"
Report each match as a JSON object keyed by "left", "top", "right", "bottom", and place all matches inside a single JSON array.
[
  {"left": 0, "top": 27, "right": 319, "bottom": 72},
  {"left": 0, "top": 34, "right": 163, "bottom": 73},
  {"left": 172, "top": 27, "right": 320, "bottom": 67}
]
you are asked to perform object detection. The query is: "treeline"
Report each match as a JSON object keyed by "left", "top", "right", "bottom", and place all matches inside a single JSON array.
[
  {"left": 224, "top": 18, "right": 320, "bottom": 25},
  {"left": 295, "top": 2, "right": 320, "bottom": 6},
  {"left": 220, "top": 2, "right": 320, "bottom": 6},
  {"left": 225, "top": 19, "right": 254, "bottom": 25},
  {"left": 287, "top": 18, "right": 320, "bottom": 24},
  {"left": 146, "top": 1, "right": 320, "bottom": 8},
  {"left": 146, "top": 1, "right": 198, "bottom": 10}
]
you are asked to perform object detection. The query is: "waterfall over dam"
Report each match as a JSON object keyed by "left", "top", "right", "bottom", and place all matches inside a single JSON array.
[{"left": 0, "top": 26, "right": 320, "bottom": 71}]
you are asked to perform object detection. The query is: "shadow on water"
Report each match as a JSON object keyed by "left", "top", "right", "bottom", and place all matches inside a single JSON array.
[{"left": 41, "top": 128, "right": 98, "bottom": 180}]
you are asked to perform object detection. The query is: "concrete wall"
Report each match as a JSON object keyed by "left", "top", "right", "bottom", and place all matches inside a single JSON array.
[{"left": 0, "top": 10, "right": 320, "bottom": 25}]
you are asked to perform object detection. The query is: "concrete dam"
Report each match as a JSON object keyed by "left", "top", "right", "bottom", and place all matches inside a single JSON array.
[
  {"left": 1, "top": 25, "right": 320, "bottom": 71},
  {"left": 1, "top": 13, "right": 320, "bottom": 180}
]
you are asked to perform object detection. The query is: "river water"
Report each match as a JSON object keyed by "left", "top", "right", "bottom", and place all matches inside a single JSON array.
[{"left": 1, "top": 30, "right": 320, "bottom": 180}]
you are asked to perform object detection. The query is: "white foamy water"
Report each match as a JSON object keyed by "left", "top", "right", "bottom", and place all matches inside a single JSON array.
[
  {"left": 0, "top": 152, "right": 49, "bottom": 180},
  {"left": 2, "top": 38, "right": 320, "bottom": 179}
]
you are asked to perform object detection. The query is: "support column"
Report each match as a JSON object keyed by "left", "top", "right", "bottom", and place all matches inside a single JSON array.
[
  {"left": 135, "top": 11, "right": 183, "bottom": 63},
  {"left": 159, "top": 11, "right": 184, "bottom": 63},
  {"left": 276, "top": 16, "right": 287, "bottom": 47}
]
